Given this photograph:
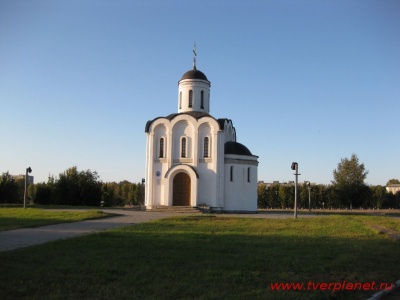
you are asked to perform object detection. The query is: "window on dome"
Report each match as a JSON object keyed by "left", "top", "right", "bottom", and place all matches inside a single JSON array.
[
  {"left": 181, "top": 137, "right": 186, "bottom": 158},
  {"left": 179, "top": 92, "right": 182, "bottom": 109},
  {"left": 189, "top": 90, "right": 193, "bottom": 107},
  {"left": 201, "top": 90, "right": 204, "bottom": 109},
  {"left": 247, "top": 167, "right": 251, "bottom": 182},
  {"left": 230, "top": 166, "right": 233, "bottom": 182},
  {"left": 204, "top": 137, "right": 209, "bottom": 158}
]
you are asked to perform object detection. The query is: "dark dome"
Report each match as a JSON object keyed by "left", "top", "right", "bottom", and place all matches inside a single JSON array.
[
  {"left": 225, "top": 141, "right": 253, "bottom": 156},
  {"left": 180, "top": 68, "right": 209, "bottom": 81}
]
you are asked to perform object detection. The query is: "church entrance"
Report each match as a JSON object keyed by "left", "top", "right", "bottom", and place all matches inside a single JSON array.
[{"left": 173, "top": 172, "right": 191, "bottom": 206}]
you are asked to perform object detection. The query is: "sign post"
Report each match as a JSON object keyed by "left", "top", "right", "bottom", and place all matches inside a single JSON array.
[{"left": 291, "top": 162, "right": 299, "bottom": 219}]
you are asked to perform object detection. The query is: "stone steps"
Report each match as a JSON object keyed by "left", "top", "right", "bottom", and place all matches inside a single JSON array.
[{"left": 146, "top": 206, "right": 205, "bottom": 213}]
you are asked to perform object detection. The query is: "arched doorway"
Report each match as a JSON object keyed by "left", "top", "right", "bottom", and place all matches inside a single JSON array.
[{"left": 173, "top": 172, "right": 191, "bottom": 206}]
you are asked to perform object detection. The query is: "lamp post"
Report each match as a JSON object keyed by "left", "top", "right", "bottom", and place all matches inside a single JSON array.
[
  {"left": 23, "top": 167, "right": 32, "bottom": 209},
  {"left": 141, "top": 178, "right": 145, "bottom": 205},
  {"left": 306, "top": 181, "right": 311, "bottom": 212},
  {"left": 291, "top": 162, "right": 300, "bottom": 219}
]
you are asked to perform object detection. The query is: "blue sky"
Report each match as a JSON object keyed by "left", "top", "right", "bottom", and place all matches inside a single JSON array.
[{"left": 1, "top": 0, "right": 399, "bottom": 185}]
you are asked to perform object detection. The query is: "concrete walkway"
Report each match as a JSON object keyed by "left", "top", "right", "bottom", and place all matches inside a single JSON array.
[
  {"left": 0, "top": 210, "right": 182, "bottom": 252},
  {"left": 0, "top": 210, "right": 320, "bottom": 253}
]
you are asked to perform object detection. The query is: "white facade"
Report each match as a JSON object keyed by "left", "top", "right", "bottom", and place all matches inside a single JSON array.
[
  {"left": 386, "top": 184, "right": 400, "bottom": 194},
  {"left": 145, "top": 64, "right": 258, "bottom": 212}
]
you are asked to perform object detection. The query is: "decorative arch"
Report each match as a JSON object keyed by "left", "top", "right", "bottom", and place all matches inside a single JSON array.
[
  {"left": 164, "top": 164, "right": 199, "bottom": 179},
  {"left": 198, "top": 122, "right": 214, "bottom": 160},
  {"left": 153, "top": 123, "right": 168, "bottom": 160},
  {"left": 164, "top": 165, "right": 199, "bottom": 206},
  {"left": 171, "top": 120, "right": 194, "bottom": 160}
]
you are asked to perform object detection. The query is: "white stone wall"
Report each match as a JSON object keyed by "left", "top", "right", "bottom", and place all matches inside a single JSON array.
[
  {"left": 145, "top": 114, "right": 222, "bottom": 208},
  {"left": 178, "top": 79, "right": 210, "bottom": 113},
  {"left": 223, "top": 154, "right": 258, "bottom": 212}
]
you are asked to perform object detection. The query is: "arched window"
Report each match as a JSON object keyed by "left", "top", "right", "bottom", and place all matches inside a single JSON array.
[
  {"left": 181, "top": 137, "right": 186, "bottom": 158},
  {"left": 230, "top": 166, "right": 233, "bottom": 182},
  {"left": 201, "top": 90, "right": 204, "bottom": 109},
  {"left": 188, "top": 90, "right": 193, "bottom": 107},
  {"left": 159, "top": 138, "right": 164, "bottom": 158},
  {"left": 179, "top": 92, "right": 182, "bottom": 109},
  {"left": 247, "top": 167, "right": 251, "bottom": 182},
  {"left": 204, "top": 137, "right": 209, "bottom": 158}
]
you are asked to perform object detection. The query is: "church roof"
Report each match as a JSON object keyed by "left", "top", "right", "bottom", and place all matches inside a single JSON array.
[
  {"left": 145, "top": 112, "right": 226, "bottom": 132},
  {"left": 225, "top": 141, "right": 254, "bottom": 156},
  {"left": 165, "top": 111, "right": 211, "bottom": 121},
  {"left": 180, "top": 68, "right": 209, "bottom": 82}
]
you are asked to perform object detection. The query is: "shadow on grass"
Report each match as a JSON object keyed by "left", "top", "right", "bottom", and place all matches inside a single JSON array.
[
  {"left": 0, "top": 210, "right": 115, "bottom": 231},
  {"left": 0, "top": 216, "right": 399, "bottom": 300}
]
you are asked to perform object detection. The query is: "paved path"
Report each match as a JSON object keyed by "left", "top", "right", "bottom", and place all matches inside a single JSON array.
[
  {"left": 0, "top": 210, "right": 321, "bottom": 252},
  {"left": 0, "top": 210, "right": 183, "bottom": 252}
]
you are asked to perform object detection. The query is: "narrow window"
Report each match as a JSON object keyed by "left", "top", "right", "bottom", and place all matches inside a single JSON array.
[
  {"left": 204, "top": 137, "right": 209, "bottom": 158},
  {"left": 230, "top": 166, "right": 233, "bottom": 182},
  {"left": 247, "top": 167, "right": 251, "bottom": 182},
  {"left": 179, "top": 92, "right": 182, "bottom": 109},
  {"left": 201, "top": 90, "right": 204, "bottom": 109},
  {"left": 189, "top": 90, "right": 193, "bottom": 107},
  {"left": 181, "top": 138, "right": 186, "bottom": 158},
  {"left": 159, "top": 138, "right": 164, "bottom": 158}
]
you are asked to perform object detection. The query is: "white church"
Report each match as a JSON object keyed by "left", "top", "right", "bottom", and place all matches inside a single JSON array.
[{"left": 144, "top": 51, "right": 259, "bottom": 212}]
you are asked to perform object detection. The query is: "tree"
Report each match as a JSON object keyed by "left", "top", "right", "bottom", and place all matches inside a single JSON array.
[
  {"left": 279, "top": 185, "right": 293, "bottom": 208},
  {"left": 299, "top": 183, "right": 310, "bottom": 209},
  {"left": 135, "top": 183, "right": 145, "bottom": 205},
  {"left": 54, "top": 166, "right": 102, "bottom": 206},
  {"left": 267, "top": 184, "right": 280, "bottom": 208},
  {"left": 0, "top": 172, "right": 20, "bottom": 203},
  {"left": 129, "top": 184, "right": 138, "bottom": 205},
  {"left": 332, "top": 154, "right": 368, "bottom": 208},
  {"left": 35, "top": 183, "right": 54, "bottom": 205},
  {"left": 369, "top": 185, "right": 387, "bottom": 209},
  {"left": 386, "top": 179, "right": 400, "bottom": 186},
  {"left": 257, "top": 184, "right": 267, "bottom": 208}
]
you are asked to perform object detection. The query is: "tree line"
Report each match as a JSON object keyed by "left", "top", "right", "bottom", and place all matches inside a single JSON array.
[
  {"left": 257, "top": 183, "right": 399, "bottom": 210},
  {"left": 258, "top": 154, "right": 400, "bottom": 209},
  {"left": 1, "top": 155, "right": 399, "bottom": 209},
  {"left": 0, "top": 166, "right": 144, "bottom": 207}
]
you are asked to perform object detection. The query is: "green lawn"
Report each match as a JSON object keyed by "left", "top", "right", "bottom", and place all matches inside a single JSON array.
[
  {"left": 0, "top": 215, "right": 399, "bottom": 299},
  {"left": 0, "top": 208, "right": 112, "bottom": 231}
]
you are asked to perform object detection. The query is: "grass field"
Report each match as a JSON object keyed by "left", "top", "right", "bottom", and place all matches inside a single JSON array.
[
  {"left": 0, "top": 208, "right": 112, "bottom": 231},
  {"left": 0, "top": 214, "right": 399, "bottom": 299}
]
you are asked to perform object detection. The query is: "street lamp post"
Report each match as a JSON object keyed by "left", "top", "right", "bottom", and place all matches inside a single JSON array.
[
  {"left": 306, "top": 181, "right": 311, "bottom": 212},
  {"left": 291, "top": 162, "right": 300, "bottom": 219},
  {"left": 23, "top": 167, "right": 32, "bottom": 209},
  {"left": 141, "top": 178, "right": 145, "bottom": 205}
]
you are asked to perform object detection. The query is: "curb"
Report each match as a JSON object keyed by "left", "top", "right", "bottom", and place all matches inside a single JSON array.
[{"left": 366, "top": 279, "right": 400, "bottom": 300}]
